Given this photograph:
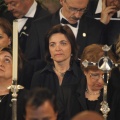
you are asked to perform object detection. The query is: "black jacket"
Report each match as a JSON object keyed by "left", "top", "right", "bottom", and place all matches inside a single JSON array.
[{"left": 31, "top": 61, "right": 82, "bottom": 96}]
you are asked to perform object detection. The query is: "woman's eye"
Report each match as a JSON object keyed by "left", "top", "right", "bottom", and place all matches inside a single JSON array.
[
  {"left": 49, "top": 43, "right": 55, "bottom": 47},
  {"left": 61, "top": 42, "right": 67, "bottom": 45},
  {"left": 4, "top": 58, "right": 11, "bottom": 63}
]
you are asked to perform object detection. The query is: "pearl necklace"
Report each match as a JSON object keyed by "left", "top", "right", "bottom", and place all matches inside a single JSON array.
[
  {"left": 0, "top": 95, "right": 7, "bottom": 102},
  {"left": 86, "top": 89, "right": 101, "bottom": 95}
]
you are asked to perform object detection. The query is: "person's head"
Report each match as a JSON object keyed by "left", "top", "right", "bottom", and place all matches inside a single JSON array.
[
  {"left": 72, "top": 111, "right": 104, "bottom": 120},
  {"left": 25, "top": 88, "right": 58, "bottom": 120},
  {"left": 59, "top": 0, "right": 88, "bottom": 24},
  {"left": 81, "top": 44, "right": 116, "bottom": 91},
  {"left": 0, "top": 47, "right": 13, "bottom": 81},
  {"left": 45, "top": 24, "right": 77, "bottom": 65},
  {"left": 0, "top": 18, "right": 12, "bottom": 48},
  {"left": 4, "top": 0, "right": 34, "bottom": 18},
  {"left": 106, "top": 0, "right": 120, "bottom": 11}
]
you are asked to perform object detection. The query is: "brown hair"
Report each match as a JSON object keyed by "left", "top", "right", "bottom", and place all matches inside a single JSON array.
[
  {"left": 0, "top": 17, "right": 12, "bottom": 38},
  {"left": 80, "top": 44, "right": 117, "bottom": 72}
]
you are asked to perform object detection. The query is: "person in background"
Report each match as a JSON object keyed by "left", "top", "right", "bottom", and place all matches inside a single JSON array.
[
  {"left": 31, "top": 24, "right": 82, "bottom": 96},
  {"left": 57, "top": 44, "right": 117, "bottom": 120},
  {"left": 25, "top": 0, "right": 106, "bottom": 61},
  {"left": 71, "top": 111, "right": 104, "bottom": 120},
  {"left": 87, "top": 0, "right": 120, "bottom": 45},
  {"left": 4, "top": 0, "right": 49, "bottom": 54},
  {"left": 0, "top": 47, "right": 27, "bottom": 120},
  {"left": 25, "top": 88, "right": 58, "bottom": 120}
]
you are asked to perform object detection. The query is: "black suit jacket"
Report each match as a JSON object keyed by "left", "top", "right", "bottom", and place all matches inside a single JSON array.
[
  {"left": 25, "top": 10, "right": 105, "bottom": 60},
  {"left": 18, "top": 3, "right": 49, "bottom": 54}
]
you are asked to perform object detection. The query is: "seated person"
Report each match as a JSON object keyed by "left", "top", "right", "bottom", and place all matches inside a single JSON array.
[
  {"left": 31, "top": 24, "right": 82, "bottom": 95},
  {"left": 25, "top": 87, "right": 58, "bottom": 120},
  {"left": 57, "top": 44, "right": 117, "bottom": 120}
]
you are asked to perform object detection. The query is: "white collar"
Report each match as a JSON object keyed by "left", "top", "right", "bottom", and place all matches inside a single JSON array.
[
  {"left": 25, "top": 0, "right": 37, "bottom": 18},
  {"left": 95, "top": 0, "right": 120, "bottom": 17},
  {"left": 59, "top": 8, "right": 79, "bottom": 26}
]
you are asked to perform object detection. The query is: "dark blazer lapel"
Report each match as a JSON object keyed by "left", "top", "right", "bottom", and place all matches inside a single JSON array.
[
  {"left": 76, "top": 78, "right": 87, "bottom": 110},
  {"left": 76, "top": 15, "right": 88, "bottom": 57},
  {"left": 18, "top": 18, "right": 33, "bottom": 53}
]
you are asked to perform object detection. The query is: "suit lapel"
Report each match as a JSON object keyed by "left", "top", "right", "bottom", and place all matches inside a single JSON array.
[{"left": 76, "top": 15, "right": 88, "bottom": 57}]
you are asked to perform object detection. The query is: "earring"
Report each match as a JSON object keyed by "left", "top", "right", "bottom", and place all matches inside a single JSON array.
[
  {"left": 51, "top": 56, "right": 52, "bottom": 59},
  {"left": 71, "top": 54, "right": 73, "bottom": 56}
]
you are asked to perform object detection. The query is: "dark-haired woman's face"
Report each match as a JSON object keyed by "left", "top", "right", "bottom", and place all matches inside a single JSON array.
[
  {"left": 49, "top": 33, "right": 72, "bottom": 64},
  {"left": 0, "top": 28, "right": 11, "bottom": 48}
]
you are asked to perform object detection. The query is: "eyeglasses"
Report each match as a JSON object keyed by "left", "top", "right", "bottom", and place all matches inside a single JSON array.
[
  {"left": 90, "top": 73, "right": 104, "bottom": 80},
  {"left": 65, "top": 1, "right": 87, "bottom": 14}
]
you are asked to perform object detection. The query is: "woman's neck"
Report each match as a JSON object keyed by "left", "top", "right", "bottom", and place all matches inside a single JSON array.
[
  {"left": 54, "top": 61, "right": 70, "bottom": 73},
  {"left": 85, "top": 86, "right": 101, "bottom": 101}
]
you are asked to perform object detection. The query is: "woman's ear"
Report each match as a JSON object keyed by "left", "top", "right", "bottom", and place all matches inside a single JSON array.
[{"left": 84, "top": 71, "right": 87, "bottom": 76}]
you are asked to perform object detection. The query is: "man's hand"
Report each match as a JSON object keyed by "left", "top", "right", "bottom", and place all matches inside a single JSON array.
[{"left": 100, "top": 0, "right": 117, "bottom": 24}]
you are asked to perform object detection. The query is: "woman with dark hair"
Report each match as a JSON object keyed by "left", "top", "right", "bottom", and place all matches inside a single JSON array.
[
  {"left": 0, "top": 47, "right": 27, "bottom": 120},
  {"left": 31, "top": 24, "right": 82, "bottom": 95}
]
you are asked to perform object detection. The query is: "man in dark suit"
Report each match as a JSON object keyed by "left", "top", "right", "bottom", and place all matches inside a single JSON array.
[
  {"left": 25, "top": 0, "right": 106, "bottom": 61},
  {"left": 87, "top": 0, "right": 120, "bottom": 45},
  {"left": 4, "top": 0, "right": 49, "bottom": 54}
]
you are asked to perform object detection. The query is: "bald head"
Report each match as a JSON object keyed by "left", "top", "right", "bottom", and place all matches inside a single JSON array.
[{"left": 72, "top": 111, "right": 104, "bottom": 120}]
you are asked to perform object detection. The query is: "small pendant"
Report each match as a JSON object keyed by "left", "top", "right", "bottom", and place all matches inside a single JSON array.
[
  {"left": 61, "top": 73, "right": 65, "bottom": 77},
  {"left": 0, "top": 99, "right": 1, "bottom": 102}
]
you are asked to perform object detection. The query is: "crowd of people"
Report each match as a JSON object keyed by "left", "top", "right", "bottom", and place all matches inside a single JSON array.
[{"left": 0, "top": 0, "right": 120, "bottom": 120}]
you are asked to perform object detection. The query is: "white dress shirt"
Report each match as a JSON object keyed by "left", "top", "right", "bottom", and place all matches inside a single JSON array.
[{"left": 59, "top": 8, "right": 80, "bottom": 38}]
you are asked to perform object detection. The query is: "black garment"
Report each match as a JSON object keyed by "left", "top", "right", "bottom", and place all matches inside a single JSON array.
[
  {"left": 18, "top": 60, "right": 34, "bottom": 89},
  {"left": 25, "top": 9, "right": 105, "bottom": 60},
  {"left": 57, "top": 78, "right": 103, "bottom": 120},
  {"left": 0, "top": 89, "right": 27, "bottom": 120},
  {"left": 31, "top": 62, "right": 82, "bottom": 96}
]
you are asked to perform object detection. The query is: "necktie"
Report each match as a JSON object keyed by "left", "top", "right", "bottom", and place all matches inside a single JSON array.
[{"left": 61, "top": 18, "right": 78, "bottom": 28}]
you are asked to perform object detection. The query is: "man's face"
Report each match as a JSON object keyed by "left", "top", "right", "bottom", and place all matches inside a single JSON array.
[
  {"left": 107, "top": 0, "right": 120, "bottom": 11},
  {"left": 4, "top": 0, "right": 28, "bottom": 18},
  {"left": 25, "top": 101, "right": 58, "bottom": 120},
  {"left": 60, "top": 0, "right": 89, "bottom": 24}
]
